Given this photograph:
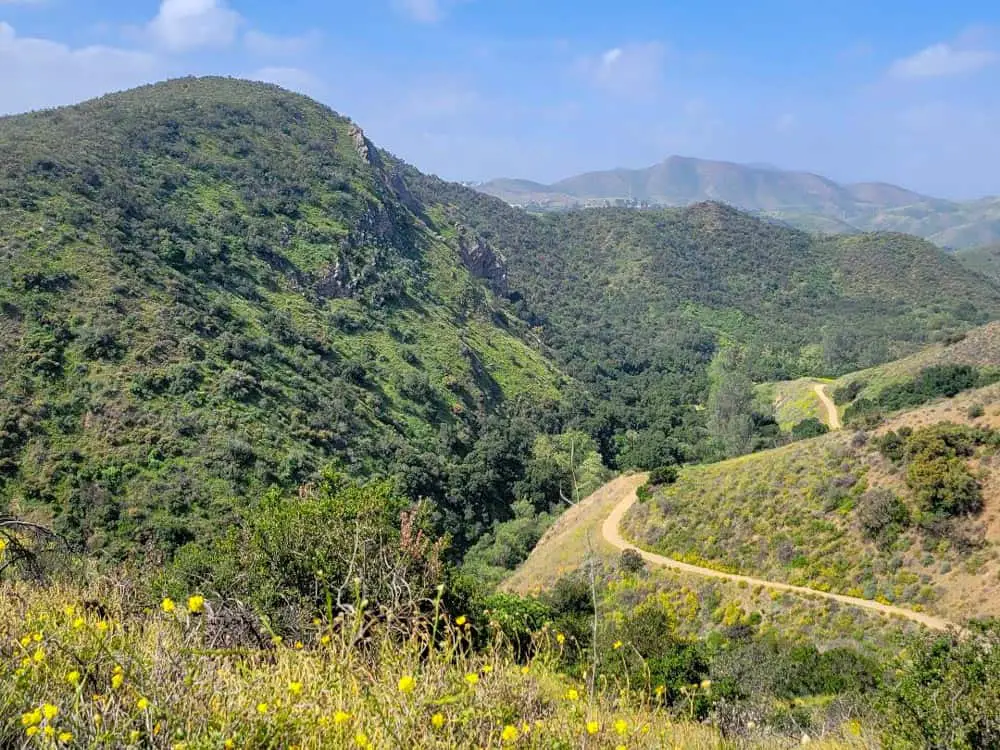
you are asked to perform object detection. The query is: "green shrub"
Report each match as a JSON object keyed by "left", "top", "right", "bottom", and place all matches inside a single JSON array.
[
  {"left": 791, "top": 417, "right": 829, "bottom": 440},
  {"left": 857, "top": 488, "right": 911, "bottom": 544},
  {"left": 648, "top": 465, "right": 680, "bottom": 486}
]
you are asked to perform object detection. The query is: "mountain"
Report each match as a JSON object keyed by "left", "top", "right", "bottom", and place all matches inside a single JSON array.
[
  {"left": 0, "top": 77, "right": 567, "bottom": 555},
  {"left": 3, "top": 77, "right": 1000, "bottom": 558},
  {"left": 407, "top": 176, "right": 1000, "bottom": 466},
  {"left": 478, "top": 156, "right": 1000, "bottom": 249}
]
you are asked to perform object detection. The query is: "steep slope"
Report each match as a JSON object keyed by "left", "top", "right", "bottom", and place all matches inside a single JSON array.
[
  {"left": 479, "top": 157, "right": 1000, "bottom": 249},
  {"left": 623, "top": 382, "right": 1000, "bottom": 623},
  {"left": 410, "top": 175, "right": 1000, "bottom": 466},
  {"left": 0, "top": 77, "right": 566, "bottom": 554}
]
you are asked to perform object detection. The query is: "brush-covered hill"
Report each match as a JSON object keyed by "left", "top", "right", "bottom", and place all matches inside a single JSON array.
[
  {"left": 0, "top": 77, "right": 568, "bottom": 554},
  {"left": 623, "top": 381, "right": 1000, "bottom": 623},
  {"left": 3, "top": 76, "right": 1000, "bottom": 559},
  {"left": 957, "top": 242, "right": 1000, "bottom": 283},
  {"left": 408, "top": 175, "right": 1000, "bottom": 464}
]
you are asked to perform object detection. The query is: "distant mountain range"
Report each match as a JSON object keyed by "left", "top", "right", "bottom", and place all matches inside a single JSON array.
[{"left": 476, "top": 156, "right": 1000, "bottom": 249}]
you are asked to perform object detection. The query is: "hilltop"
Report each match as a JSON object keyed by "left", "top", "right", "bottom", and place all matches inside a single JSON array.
[
  {"left": 0, "top": 77, "right": 567, "bottom": 554},
  {"left": 478, "top": 156, "right": 1000, "bottom": 249}
]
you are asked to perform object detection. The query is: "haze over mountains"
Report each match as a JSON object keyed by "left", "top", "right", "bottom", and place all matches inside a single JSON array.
[{"left": 478, "top": 156, "right": 1000, "bottom": 249}]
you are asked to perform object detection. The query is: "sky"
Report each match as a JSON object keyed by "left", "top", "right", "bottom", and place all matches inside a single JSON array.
[{"left": 1, "top": 1, "right": 999, "bottom": 198}]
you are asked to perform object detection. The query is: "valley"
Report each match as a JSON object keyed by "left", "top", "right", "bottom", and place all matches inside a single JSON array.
[{"left": 3, "top": 76, "right": 1000, "bottom": 749}]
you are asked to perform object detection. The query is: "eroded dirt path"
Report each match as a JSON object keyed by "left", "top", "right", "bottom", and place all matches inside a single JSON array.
[
  {"left": 814, "top": 383, "right": 843, "bottom": 430},
  {"left": 602, "top": 477, "right": 956, "bottom": 632}
]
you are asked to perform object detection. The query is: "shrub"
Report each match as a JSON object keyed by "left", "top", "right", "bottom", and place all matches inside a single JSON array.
[
  {"left": 791, "top": 417, "right": 829, "bottom": 440},
  {"left": 857, "top": 489, "right": 911, "bottom": 543},
  {"left": 878, "top": 627, "right": 1000, "bottom": 750},
  {"left": 967, "top": 402, "right": 985, "bottom": 420},
  {"left": 833, "top": 379, "right": 866, "bottom": 405},
  {"left": 648, "top": 465, "right": 679, "bottom": 486},
  {"left": 619, "top": 548, "right": 646, "bottom": 574}
]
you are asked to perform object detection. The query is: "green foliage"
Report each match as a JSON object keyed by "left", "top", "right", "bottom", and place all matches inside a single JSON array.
[
  {"left": 648, "top": 465, "right": 679, "bottom": 487},
  {"left": 878, "top": 626, "right": 1000, "bottom": 750},
  {"left": 857, "top": 488, "right": 911, "bottom": 545},
  {"left": 791, "top": 417, "right": 829, "bottom": 440},
  {"left": 161, "top": 468, "right": 444, "bottom": 632},
  {"left": 845, "top": 365, "right": 1000, "bottom": 423},
  {"left": 833, "top": 379, "right": 867, "bottom": 405}
]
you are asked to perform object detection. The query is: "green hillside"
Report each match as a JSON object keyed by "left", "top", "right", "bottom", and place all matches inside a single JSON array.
[
  {"left": 3, "top": 76, "right": 1000, "bottom": 559},
  {"left": 957, "top": 243, "right": 1000, "bottom": 282},
  {"left": 0, "top": 77, "right": 567, "bottom": 555},
  {"left": 409, "top": 177, "right": 1000, "bottom": 465}
]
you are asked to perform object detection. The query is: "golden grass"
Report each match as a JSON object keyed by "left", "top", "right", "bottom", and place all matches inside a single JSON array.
[{"left": 0, "top": 578, "right": 872, "bottom": 749}]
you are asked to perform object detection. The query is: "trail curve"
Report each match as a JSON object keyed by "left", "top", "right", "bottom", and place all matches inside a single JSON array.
[
  {"left": 603, "top": 478, "right": 956, "bottom": 632},
  {"left": 814, "top": 383, "right": 843, "bottom": 430}
]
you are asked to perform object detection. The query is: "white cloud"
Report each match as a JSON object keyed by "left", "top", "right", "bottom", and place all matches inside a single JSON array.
[
  {"left": 244, "top": 29, "right": 320, "bottom": 57},
  {"left": 0, "top": 21, "right": 162, "bottom": 115},
  {"left": 148, "top": 0, "right": 242, "bottom": 52},
  {"left": 581, "top": 42, "right": 666, "bottom": 97},
  {"left": 889, "top": 42, "right": 998, "bottom": 79}
]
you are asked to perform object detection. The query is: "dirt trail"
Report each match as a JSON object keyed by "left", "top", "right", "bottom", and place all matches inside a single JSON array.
[
  {"left": 813, "top": 383, "right": 843, "bottom": 430},
  {"left": 602, "top": 478, "right": 957, "bottom": 632}
]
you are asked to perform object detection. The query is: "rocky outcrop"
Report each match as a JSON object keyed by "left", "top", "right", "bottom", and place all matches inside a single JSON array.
[
  {"left": 348, "top": 124, "right": 382, "bottom": 170},
  {"left": 457, "top": 227, "right": 509, "bottom": 297}
]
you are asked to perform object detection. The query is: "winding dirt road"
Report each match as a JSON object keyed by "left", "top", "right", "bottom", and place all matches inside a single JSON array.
[
  {"left": 602, "top": 478, "right": 956, "bottom": 632},
  {"left": 813, "top": 383, "right": 842, "bottom": 430}
]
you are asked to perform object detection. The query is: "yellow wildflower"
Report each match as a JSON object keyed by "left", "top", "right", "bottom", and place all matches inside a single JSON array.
[
  {"left": 0, "top": 538, "right": 6, "bottom": 553},
  {"left": 700, "top": 679, "right": 712, "bottom": 691},
  {"left": 556, "top": 633, "right": 566, "bottom": 644},
  {"left": 398, "top": 675, "right": 416, "bottom": 694},
  {"left": 224, "top": 741, "right": 235, "bottom": 750},
  {"left": 334, "top": 710, "right": 351, "bottom": 726},
  {"left": 137, "top": 697, "right": 150, "bottom": 711},
  {"left": 615, "top": 719, "right": 628, "bottom": 735},
  {"left": 129, "top": 731, "right": 141, "bottom": 743},
  {"left": 67, "top": 670, "right": 81, "bottom": 686},
  {"left": 464, "top": 673, "right": 479, "bottom": 687},
  {"left": 455, "top": 615, "right": 467, "bottom": 626},
  {"left": 62, "top": 605, "right": 76, "bottom": 617},
  {"left": 431, "top": 713, "right": 445, "bottom": 729},
  {"left": 520, "top": 665, "right": 530, "bottom": 675},
  {"left": 256, "top": 703, "right": 268, "bottom": 715},
  {"left": 482, "top": 665, "right": 493, "bottom": 674},
  {"left": 42, "top": 705, "right": 59, "bottom": 721},
  {"left": 19, "top": 635, "right": 31, "bottom": 648},
  {"left": 161, "top": 598, "right": 176, "bottom": 614},
  {"left": 21, "top": 710, "right": 41, "bottom": 727},
  {"left": 288, "top": 681, "right": 303, "bottom": 696},
  {"left": 354, "top": 732, "right": 370, "bottom": 748},
  {"left": 613, "top": 640, "right": 623, "bottom": 650},
  {"left": 587, "top": 721, "right": 600, "bottom": 735},
  {"left": 320, "top": 634, "right": 331, "bottom": 646},
  {"left": 111, "top": 672, "right": 124, "bottom": 690},
  {"left": 501, "top": 725, "right": 519, "bottom": 743},
  {"left": 32, "top": 648, "right": 45, "bottom": 663},
  {"left": 26, "top": 727, "right": 40, "bottom": 738},
  {"left": 72, "top": 617, "right": 86, "bottom": 630},
  {"left": 96, "top": 621, "right": 109, "bottom": 633},
  {"left": 186, "top": 595, "right": 205, "bottom": 614},
  {"left": 294, "top": 641, "right": 304, "bottom": 650},
  {"left": 616, "top": 746, "right": 627, "bottom": 750},
  {"left": 58, "top": 732, "right": 73, "bottom": 744},
  {"left": 565, "top": 688, "right": 580, "bottom": 701},
  {"left": 44, "top": 726, "right": 55, "bottom": 739}
]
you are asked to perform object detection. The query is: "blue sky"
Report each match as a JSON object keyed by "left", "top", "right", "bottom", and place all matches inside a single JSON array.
[{"left": 1, "top": 1, "right": 999, "bottom": 198}]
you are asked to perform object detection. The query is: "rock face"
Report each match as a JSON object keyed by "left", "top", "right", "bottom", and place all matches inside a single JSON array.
[
  {"left": 349, "top": 124, "right": 382, "bottom": 170},
  {"left": 457, "top": 227, "right": 509, "bottom": 297}
]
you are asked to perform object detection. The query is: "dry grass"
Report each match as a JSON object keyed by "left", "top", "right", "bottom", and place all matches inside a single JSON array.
[{"left": 0, "top": 577, "right": 873, "bottom": 749}]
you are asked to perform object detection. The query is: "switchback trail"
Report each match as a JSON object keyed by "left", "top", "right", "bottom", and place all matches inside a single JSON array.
[
  {"left": 814, "top": 382, "right": 843, "bottom": 430},
  {"left": 602, "top": 476, "right": 956, "bottom": 632}
]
